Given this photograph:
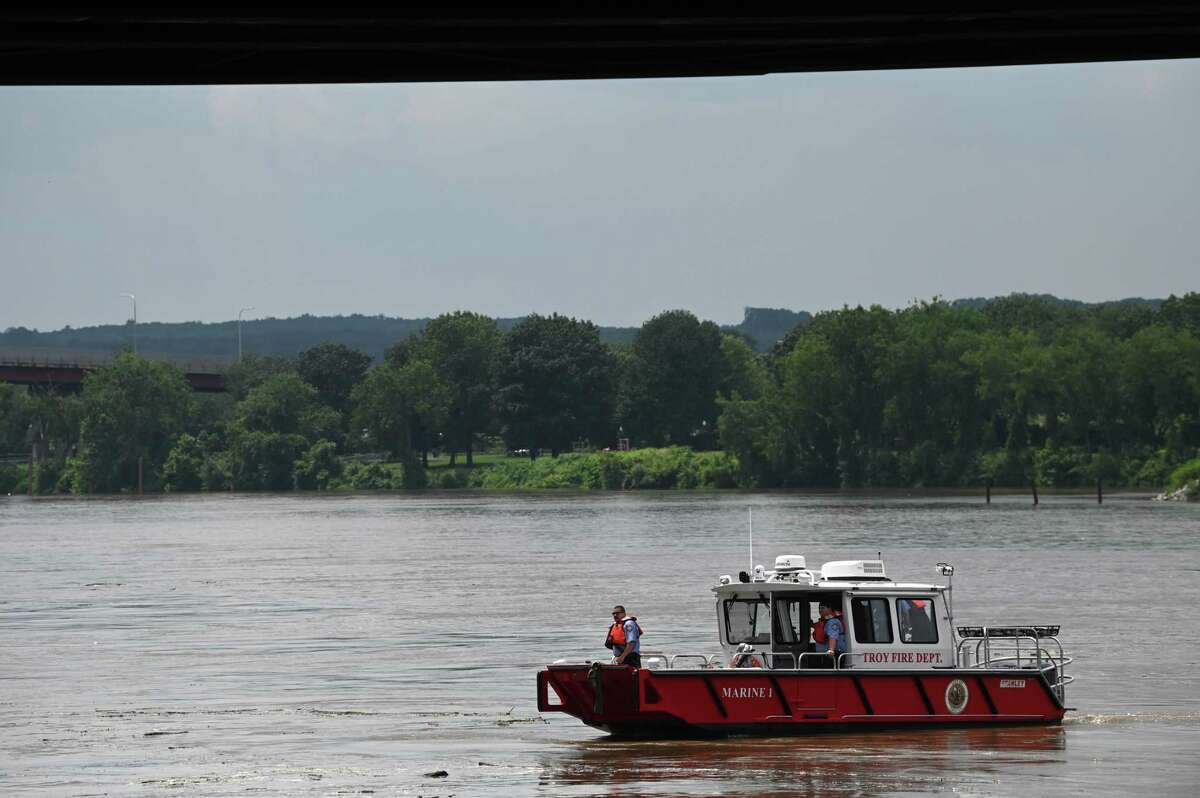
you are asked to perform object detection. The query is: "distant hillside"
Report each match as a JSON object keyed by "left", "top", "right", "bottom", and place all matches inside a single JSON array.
[{"left": 0, "top": 295, "right": 1165, "bottom": 364}]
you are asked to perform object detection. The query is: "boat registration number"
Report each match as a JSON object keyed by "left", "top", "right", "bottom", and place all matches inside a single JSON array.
[{"left": 999, "top": 679, "right": 1026, "bottom": 689}]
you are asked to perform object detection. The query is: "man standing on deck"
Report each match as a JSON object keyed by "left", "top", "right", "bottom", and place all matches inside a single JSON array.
[{"left": 605, "top": 605, "right": 641, "bottom": 668}]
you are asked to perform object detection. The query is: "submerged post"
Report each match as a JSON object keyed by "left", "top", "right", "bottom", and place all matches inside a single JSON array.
[
  {"left": 986, "top": 479, "right": 992, "bottom": 504},
  {"left": 1097, "top": 479, "right": 1103, "bottom": 504},
  {"left": 1032, "top": 480, "right": 1039, "bottom": 506}
]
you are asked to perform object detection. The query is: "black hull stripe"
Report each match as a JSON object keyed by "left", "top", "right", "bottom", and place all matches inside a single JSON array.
[
  {"left": 975, "top": 676, "right": 998, "bottom": 714},
  {"left": 766, "top": 674, "right": 792, "bottom": 716},
  {"left": 913, "top": 676, "right": 934, "bottom": 715},
  {"left": 851, "top": 676, "right": 874, "bottom": 715},
  {"left": 700, "top": 675, "right": 728, "bottom": 718}
]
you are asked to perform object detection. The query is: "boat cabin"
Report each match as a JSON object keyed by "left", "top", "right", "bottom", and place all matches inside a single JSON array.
[{"left": 714, "top": 555, "right": 953, "bottom": 670}]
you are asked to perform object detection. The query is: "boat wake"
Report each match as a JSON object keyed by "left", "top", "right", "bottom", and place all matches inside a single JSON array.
[{"left": 1065, "top": 711, "right": 1200, "bottom": 726}]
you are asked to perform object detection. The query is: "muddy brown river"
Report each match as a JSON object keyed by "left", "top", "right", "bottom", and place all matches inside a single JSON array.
[{"left": 2, "top": 491, "right": 1198, "bottom": 796}]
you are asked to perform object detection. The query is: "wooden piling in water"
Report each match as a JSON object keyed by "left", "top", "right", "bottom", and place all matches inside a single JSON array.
[
  {"left": 1032, "top": 481, "right": 1039, "bottom": 506},
  {"left": 1097, "top": 479, "right": 1103, "bottom": 504}
]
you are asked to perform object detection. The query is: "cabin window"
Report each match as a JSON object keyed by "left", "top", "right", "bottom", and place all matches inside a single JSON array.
[
  {"left": 724, "top": 598, "right": 771, "bottom": 645},
  {"left": 897, "top": 598, "right": 939, "bottom": 644},
  {"left": 851, "top": 597, "right": 894, "bottom": 644}
]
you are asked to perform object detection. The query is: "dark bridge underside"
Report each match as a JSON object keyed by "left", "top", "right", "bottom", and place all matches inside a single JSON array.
[
  {"left": 0, "top": 363, "right": 224, "bottom": 393},
  {"left": 4, "top": 6, "right": 1200, "bottom": 86}
]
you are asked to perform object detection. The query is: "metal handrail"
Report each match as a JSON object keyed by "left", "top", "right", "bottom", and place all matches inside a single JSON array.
[
  {"left": 668, "top": 653, "right": 712, "bottom": 669},
  {"left": 955, "top": 631, "right": 1072, "bottom": 702},
  {"left": 640, "top": 652, "right": 725, "bottom": 670},
  {"left": 798, "top": 651, "right": 843, "bottom": 670}
]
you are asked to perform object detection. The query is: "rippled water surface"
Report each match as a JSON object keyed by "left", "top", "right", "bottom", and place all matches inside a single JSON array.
[{"left": 2, "top": 491, "right": 1198, "bottom": 796}]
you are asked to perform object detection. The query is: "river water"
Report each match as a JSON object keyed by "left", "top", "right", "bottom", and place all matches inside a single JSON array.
[{"left": 1, "top": 491, "right": 1198, "bottom": 797}]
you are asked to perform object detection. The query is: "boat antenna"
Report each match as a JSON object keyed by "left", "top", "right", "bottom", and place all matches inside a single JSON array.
[{"left": 748, "top": 507, "right": 754, "bottom": 572}]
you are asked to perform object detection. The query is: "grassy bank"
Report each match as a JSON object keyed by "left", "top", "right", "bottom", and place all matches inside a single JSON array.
[
  {"left": 331, "top": 448, "right": 740, "bottom": 491},
  {"left": 1165, "top": 457, "right": 1200, "bottom": 499},
  {"left": 12, "top": 451, "right": 1196, "bottom": 495}
]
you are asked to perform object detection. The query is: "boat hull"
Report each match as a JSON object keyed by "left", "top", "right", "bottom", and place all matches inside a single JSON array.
[{"left": 538, "top": 664, "right": 1065, "bottom": 737}]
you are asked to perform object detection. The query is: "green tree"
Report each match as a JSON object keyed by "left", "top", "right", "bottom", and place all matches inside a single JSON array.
[
  {"left": 496, "top": 314, "right": 617, "bottom": 458},
  {"left": 1121, "top": 325, "right": 1200, "bottom": 455},
  {"left": 0, "top": 382, "right": 32, "bottom": 454},
  {"left": 296, "top": 342, "right": 373, "bottom": 416},
  {"left": 382, "top": 335, "right": 441, "bottom": 463},
  {"left": 162, "top": 433, "right": 206, "bottom": 492},
  {"left": 422, "top": 312, "right": 500, "bottom": 465},
  {"left": 717, "top": 392, "right": 777, "bottom": 487},
  {"left": 791, "top": 306, "right": 896, "bottom": 485},
  {"left": 235, "top": 371, "right": 340, "bottom": 440},
  {"left": 222, "top": 354, "right": 294, "bottom": 402},
  {"left": 1160, "top": 292, "right": 1200, "bottom": 335},
  {"left": 772, "top": 333, "right": 844, "bottom": 485},
  {"left": 620, "top": 310, "right": 725, "bottom": 448},
  {"left": 229, "top": 430, "right": 309, "bottom": 491},
  {"left": 24, "top": 390, "right": 84, "bottom": 494},
  {"left": 1051, "top": 326, "right": 1125, "bottom": 452},
  {"left": 227, "top": 371, "right": 341, "bottom": 490},
  {"left": 293, "top": 439, "right": 342, "bottom": 490},
  {"left": 980, "top": 294, "right": 1082, "bottom": 340},
  {"left": 881, "top": 302, "right": 986, "bottom": 485},
  {"left": 351, "top": 360, "right": 449, "bottom": 487},
  {"left": 74, "top": 353, "right": 193, "bottom": 493},
  {"left": 718, "top": 334, "right": 770, "bottom": 401}
]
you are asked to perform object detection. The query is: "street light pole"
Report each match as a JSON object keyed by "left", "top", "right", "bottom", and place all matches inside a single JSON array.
[
  {"left": 118, "top": 292, "right": 141, "bottom": 493},
  {"left": 120, "top": 293, "right": 137, "bottom": 354},
  {"left": 238, "top": 306, "right": 255, "bottom": 362}
]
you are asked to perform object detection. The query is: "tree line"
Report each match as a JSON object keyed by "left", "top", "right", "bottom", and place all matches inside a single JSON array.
[
  {"left": 724, "top": 293, "right": 1200, "bottom": 489},
  {"left": 0, "top": 306, "right": 811, "bottom": 361},
  {"left": 1, "top": 294, "right": 1198, "bottom": 495}
]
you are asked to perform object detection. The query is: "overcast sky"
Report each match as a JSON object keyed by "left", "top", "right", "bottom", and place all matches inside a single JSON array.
[{"left": 2, "top": 58, "right": 1198, "bottom": 331}]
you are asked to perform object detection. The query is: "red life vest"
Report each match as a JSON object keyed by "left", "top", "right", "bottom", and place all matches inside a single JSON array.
[
  {"left": 604, "top": 617, "right": 643, "bottom": 649},
  {"left": 812, "top": 611, "right": 842, "bottom": 644}
]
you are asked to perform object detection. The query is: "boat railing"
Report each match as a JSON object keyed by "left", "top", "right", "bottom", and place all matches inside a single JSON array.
[
  {"left": 769, "top": 651, "right": 850, "bottom": 670},
  {"left": 774, "top": 651, "right": 880, "bottom": 670},
  {"left": 638, "top": 651, "right": 724, "bottom": 670},
  {"left": 955, "top": 627, "right": 1073, "bottom": 702},
  {"left": 668, "top": 653, "right": 722, "bottom": 670}
]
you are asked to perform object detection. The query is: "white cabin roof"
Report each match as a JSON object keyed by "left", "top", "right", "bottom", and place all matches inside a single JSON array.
[
  {"left": 713, "top": 555, "right": 945, "bottom": 594},
  {"left": 714, "top": 580, "right": 943, "bottom": 596}
]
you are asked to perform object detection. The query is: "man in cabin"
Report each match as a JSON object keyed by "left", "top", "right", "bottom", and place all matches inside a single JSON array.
[
  {"left": 816, "top": 601, "right": 846, "bottom": 661},
  {"left": 605, "top": 605, "right": 641, "bottom": 668}
]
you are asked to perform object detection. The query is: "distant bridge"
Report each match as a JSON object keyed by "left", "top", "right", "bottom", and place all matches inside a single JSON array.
[{"left": 0, "top": 357, "right": 226, "bottom": 393}]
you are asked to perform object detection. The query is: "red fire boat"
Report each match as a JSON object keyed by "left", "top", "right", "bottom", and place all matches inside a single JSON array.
[{"left": 537, "top": 555, "right": 1072, "bottom": 737}]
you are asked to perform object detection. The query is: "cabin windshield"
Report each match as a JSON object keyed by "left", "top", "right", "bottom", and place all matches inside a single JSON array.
[{"left": 724, "top": 597, "right": 771, "bottom": 644}]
